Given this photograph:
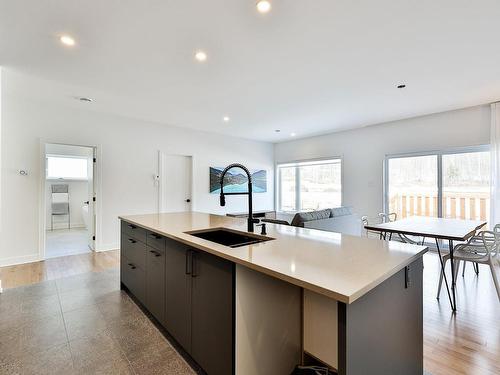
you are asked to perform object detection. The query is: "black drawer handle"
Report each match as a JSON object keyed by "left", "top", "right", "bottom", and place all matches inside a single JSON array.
[
  {"left": 149, "top": 250, "right": 161, "bottom": 257},
  {"left": 127, "top": 224, "right": 137, "bottom": 229},
  {"left": 149, "top": 233, "right": 162, "bottom": 240},
  {"left": 127, "top": 238, "right": 136, "bottom": 244},
  {"left": 127, "top": 263, "right": 136, "bottom": 270}
]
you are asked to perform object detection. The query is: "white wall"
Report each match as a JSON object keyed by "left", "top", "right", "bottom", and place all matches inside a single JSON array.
[
  {"left": 275, "top": 105, "right": 491, "bottom": 218},
  {"left": 1, "top": 75, "right": 274, "bottom": 266}
]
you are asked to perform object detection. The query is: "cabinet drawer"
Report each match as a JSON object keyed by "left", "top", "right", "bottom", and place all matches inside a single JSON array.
[
  {"left": 121, "top": 256, "right": 146, "bottom": 305},
  {"left": 146, "top": 231, "right": 166, "bottom": 253},
  {"left": 121, "top": 235, "right": 147, "bottom": 270},
  {"left": 121, "top": 221, "right": 147, "bottom": 243}
]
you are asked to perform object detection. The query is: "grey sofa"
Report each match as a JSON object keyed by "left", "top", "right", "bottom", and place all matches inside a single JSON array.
[{"left": 264, "top": 207, "right": 363, "bottom": 236}]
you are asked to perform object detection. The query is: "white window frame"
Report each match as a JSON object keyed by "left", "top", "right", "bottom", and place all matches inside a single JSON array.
[
  {"left": 46, "top": 154, "right": 90, "bottom": 181},
  {"left": 276, "top": 157, "right": 343, "bottom": 212},
  {"left": 383, "top": 145, "right": 490, "bottom": 217}
]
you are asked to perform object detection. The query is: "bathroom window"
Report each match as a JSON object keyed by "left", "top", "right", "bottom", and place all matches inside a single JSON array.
[
  {"left": 46, "top": 155, "right": 89, "bottom": 180},
  {"left": 277, "top": 158, "right": 342, "bottom": 212}
]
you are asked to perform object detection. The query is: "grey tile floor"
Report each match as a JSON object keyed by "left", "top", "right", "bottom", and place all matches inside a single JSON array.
[{"left": 0, "top": 268, "right": 195, "bottom": 374}]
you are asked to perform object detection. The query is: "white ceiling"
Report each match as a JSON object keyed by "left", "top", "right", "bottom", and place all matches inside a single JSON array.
[{"left": 1, "top": 0, "right": 500, "bottom": 142}]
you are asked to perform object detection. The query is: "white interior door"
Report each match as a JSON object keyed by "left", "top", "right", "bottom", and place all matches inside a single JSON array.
[
  {"left": 159, "top": 153, "right": 193, "bottom": 213},
  {"left": 87, "top": 150, "right": 96, "bottom": 250}
]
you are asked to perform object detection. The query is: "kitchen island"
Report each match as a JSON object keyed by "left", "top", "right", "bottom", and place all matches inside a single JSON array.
[{"left": 119, "top": 212, "right": 427, "bottom": 375}]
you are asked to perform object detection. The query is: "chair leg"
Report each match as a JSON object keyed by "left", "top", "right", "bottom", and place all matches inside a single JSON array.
[
  {"left": 488, "top": 259, "right": 500, "bottom": 302},
  {"left": 437, "top": 258, "right": 448, "bottom": 299},
  {"left": 453, "top": 260, "right": 460, "bottom": 284}
]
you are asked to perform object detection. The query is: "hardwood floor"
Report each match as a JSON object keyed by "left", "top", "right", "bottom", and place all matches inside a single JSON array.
[
  {"left": 0, "top": 250, "right": 119, "bottom": 289},
  {"left": 0, "top": 250, "right": 498, "bottom": 374},
  {"left": 422, "top": 253, "right": 500, "bottom": 375}
]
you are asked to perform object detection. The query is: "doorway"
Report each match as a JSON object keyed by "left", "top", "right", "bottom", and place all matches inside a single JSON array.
[
  {"left": 158, "top": 152, "right": 193, "bottom": 213},
  {"left": 43, "top": 143, "right": 96, "bottom": 258}
]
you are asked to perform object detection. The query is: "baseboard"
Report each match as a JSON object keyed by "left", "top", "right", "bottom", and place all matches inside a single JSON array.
[
  {"left": 0, "top": 254, "right": 41, "bottom": 267},
  {"left": 46, "top": 224, "right": 86, "bottom": 231},
  {"left": 95, "top": 243, "right": 119, "bottom": 252}
]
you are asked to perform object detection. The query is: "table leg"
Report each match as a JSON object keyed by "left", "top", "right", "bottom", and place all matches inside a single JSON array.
[
  {"left": 435, "top": 238, "right": 454, "bottom": 309},
  {"left": 448, "top": 239, "right": 457, "bottom": 311}
]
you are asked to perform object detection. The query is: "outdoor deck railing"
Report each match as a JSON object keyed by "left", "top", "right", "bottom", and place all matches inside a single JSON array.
[{"left": 390, "top": 192, "right": 489, "bottom": 221}]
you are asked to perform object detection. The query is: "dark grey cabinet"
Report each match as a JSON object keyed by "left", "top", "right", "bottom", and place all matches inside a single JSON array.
[
  {"left": 121, "top": 254, "right": 146, "bottom": 305},
  {"left": 121, "top": 221, "right": 234, "bottom": 375},
  {"left": 165, "top": 239, "right": 192, "bottom": 352},
  {"left": 146, "top": 243, "right": 166, "bottom": 324},
  {"left": 164, "top": 241, "right": 234, "bottom": 375},
  {"left": 191, "top": 250, "right": 234, "bottom": 375},
  {"left": 121, "top": 221, "right": 147, "bottom": 243},
  {"left": 122, "top": 236, "right": 147, "bottom": 270}
]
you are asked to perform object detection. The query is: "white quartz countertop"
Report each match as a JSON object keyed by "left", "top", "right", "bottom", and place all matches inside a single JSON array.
[{"left": 119, "top": 212, "right": 427, "bottom": 303}]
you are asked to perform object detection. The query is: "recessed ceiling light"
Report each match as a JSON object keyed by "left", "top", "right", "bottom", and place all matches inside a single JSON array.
[
  {"left": 60, "top": 35, "right": 76, "bottom": 46},
  {"left": 195, "top": 50, "right": 207, "bottom": 62},
  {"left": 397, "top": 84, "right": 406, "bottom": 89},
  {"left": 290, "top": 132, "right": 296, "bottom": 137},
  {"left": 275, "top": 129, "right": 281, "bottom": 133},
  {"left": 223, "top": 116, "right": 230, "bottom": 123},
  {"left": 78, "top": 97, "right": 93, "bottom": 102},
  {"left": 256, "top": 0, "right": 272, "bottom": 13}
]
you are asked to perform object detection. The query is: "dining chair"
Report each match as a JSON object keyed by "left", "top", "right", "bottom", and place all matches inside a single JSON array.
[
  {"left": 437, "top": 228, "right": 500, "bottom": 301},
  {"left": 361, "top": 212, "right": 397, "bottom": 239},
  {"left": 378, "top": 212, "right": 397, "bottom": 240},
  {"left": 361, "top": 215, "right": 384, "bottom": 239},
  {"left": 379, "top": 212, "right": 429, "bottom": 245},
  {"left": 459, "top": 226, "right": 499, "bottom": 277}
]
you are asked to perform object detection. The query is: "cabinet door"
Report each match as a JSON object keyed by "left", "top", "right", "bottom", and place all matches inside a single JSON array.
[
  {"left": 191, "top": 251, "right": 234, "bottom": 375},
  {"left": 146, "top": 246, "right": 166, "bottom": 324},
  {"left": 165, "top": 240, "right": 192, "bottom": 352}
]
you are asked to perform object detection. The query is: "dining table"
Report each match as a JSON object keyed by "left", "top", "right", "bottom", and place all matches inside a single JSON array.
[{"left": 364, "top": 216, "right": 487, "bottom": 311}]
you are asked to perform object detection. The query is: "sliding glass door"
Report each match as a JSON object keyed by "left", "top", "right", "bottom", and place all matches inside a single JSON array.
[
  {"left": 387, "top": 155, "right": 438, "bottom": 219},
  {"left": 385, "top": 147, "right": 490, "bottom": 223},
  {"left": 442, "top": 151, "right": 490, "bottom": 221}
]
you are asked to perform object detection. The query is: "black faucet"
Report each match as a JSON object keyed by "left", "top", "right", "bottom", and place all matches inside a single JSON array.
[{"left": 219, "top": 163, "right": 259, "bottom": 232}]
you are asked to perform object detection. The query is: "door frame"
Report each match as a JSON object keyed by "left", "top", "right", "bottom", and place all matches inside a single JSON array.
[
  {"left": 157, "top": 151, "right": 195, "bottom": 213},
  {"left": 38, "top": 140, "right": 102, "bottom": 260}
]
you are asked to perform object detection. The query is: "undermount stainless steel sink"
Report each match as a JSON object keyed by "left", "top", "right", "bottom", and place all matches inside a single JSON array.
[{"left": 185, "top": 228, "right": 274, "bottom": 248}]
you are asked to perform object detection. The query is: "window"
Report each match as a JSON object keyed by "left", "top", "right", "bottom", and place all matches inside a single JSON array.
[
  {"left": 277, "top": 159, "right": 342, "bottom": 212},
  {"left": 385, "top": 147, "right": 490, "bottom": 222},
  {"left": 46, "top": 155, "right": 88, "bottom": 180}
]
